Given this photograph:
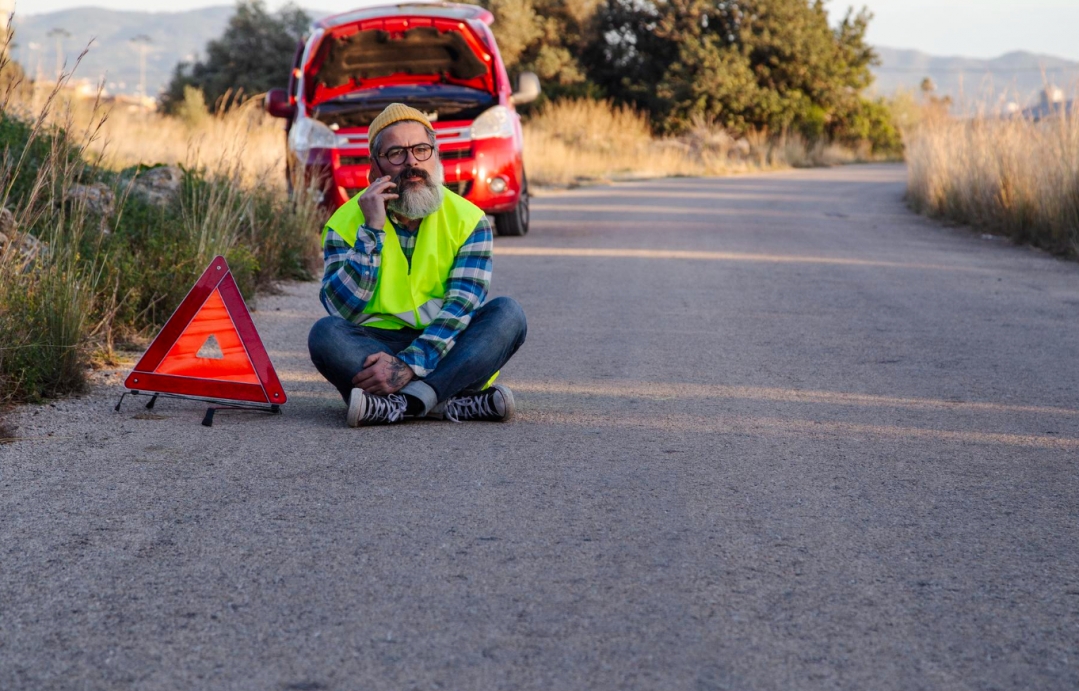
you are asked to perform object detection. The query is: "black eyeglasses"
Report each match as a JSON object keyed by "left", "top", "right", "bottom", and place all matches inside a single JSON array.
[{"left": 378, "top": 143, "right": 435, "bottom": 166}]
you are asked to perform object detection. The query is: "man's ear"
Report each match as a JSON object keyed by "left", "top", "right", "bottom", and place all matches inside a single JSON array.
[{"left": 368, "top": 160, "right": 382, "bottom": 184}]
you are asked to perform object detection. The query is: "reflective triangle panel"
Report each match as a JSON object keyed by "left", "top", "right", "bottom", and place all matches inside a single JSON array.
[
  {"left": 153, "top": 289, "right": 260, "bottom": 384},
  {"left": 124, "top": 255, "right": 287, "bottom": 406}
]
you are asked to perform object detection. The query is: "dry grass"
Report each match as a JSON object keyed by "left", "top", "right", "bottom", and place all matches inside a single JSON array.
[
  {"left": 97, "top": 102, "right": 287, "bottom": 187},
  {"left": 906, "top": 109, "right": 1079, "bottom": 255},
  {"left": 522, "top": 98, "right": 864, "bottom": 187},
  {"left": 13, "top": 83, "right": 287, "bottom": 187},
  {"left": 16, "top": 89, "right": 866, "bottom": 191},
  {"left": 1, "top": 73, "right": 110, "bottom": 403}
]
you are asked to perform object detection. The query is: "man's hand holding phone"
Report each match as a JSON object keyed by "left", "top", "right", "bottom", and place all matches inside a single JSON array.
[{"left": 359, "top": 175, "right": 398, "bottom": 229}]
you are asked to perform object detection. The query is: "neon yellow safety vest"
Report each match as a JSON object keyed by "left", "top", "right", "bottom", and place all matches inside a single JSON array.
[{"left": 322, "top": 189, "right": 486, "bottom": 330}]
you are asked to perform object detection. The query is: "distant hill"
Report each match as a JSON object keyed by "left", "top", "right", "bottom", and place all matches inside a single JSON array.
[
  {"left": 12, "top": 7, "right": 236, "bottom": 97},
  {"left": 873, "top": 47, "right": 1079, "bottom": 106},
  {"left": 10, "top": 6, "right": 329, "bottom": 98},
  {"left": 12, "top": 7, "right": 1079, "bottom": 108}
]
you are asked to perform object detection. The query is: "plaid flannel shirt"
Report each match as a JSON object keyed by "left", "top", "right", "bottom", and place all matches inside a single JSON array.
[{"left": 319, "top": 215, "right": 493, "bottom": 377}]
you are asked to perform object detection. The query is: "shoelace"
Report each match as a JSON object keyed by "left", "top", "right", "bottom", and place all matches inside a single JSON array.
[
  {"left": 444, "top": 392, "right": 498, "bottom": 423},
  {"left": 363, "top": 393, "right": 406, "bottom": 423}
]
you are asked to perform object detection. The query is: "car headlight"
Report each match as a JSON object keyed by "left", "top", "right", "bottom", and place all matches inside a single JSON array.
[
  {"left": 288, "top": 117, "right": 338, "bottom": 154},
  {"left": 470, "top": 105, "right": 514, "bottom": 140}
]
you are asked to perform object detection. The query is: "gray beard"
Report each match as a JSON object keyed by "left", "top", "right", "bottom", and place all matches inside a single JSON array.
[{"left": 387, "top": 162, "right": 445, "bottom": 220}]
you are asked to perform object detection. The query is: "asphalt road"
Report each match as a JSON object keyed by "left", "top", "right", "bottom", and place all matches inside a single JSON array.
[{"left": 3, "top": 163, "right": 1079, "bottom": 690}]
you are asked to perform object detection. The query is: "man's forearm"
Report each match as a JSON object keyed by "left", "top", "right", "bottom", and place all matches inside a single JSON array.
[{"left": 320, "top": 224, "right": 383, "bottom": 321}]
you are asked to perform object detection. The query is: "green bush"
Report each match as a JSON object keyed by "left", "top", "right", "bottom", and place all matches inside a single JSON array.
[
  {"left": 0, "top": 113, "right": 87, "bottom": 210},
  {"left": 0, "top": 254, "right": 97, "bottom": 402},
  {"left": 841, "top": 98, "right": 904, "bottom": 157},
  {"left": 1, "top": 111, "right": 103, "bottom": 403}
]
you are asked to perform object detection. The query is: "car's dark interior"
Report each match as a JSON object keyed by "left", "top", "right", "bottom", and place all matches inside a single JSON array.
[{"left": 317, "top": 27, "right": 489, "bottom": 89}]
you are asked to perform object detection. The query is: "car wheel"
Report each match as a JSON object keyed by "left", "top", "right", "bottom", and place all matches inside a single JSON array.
[{"left": 495, "top": 174, "right": 529, "bottom": 237}]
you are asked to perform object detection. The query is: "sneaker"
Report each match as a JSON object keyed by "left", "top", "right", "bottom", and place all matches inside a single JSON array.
[
  {"left": 442, "top": 384, "right": 515, "bottom": 423},
  {"left": 347, "top": 388, "right": 407, "bottom": 427}
]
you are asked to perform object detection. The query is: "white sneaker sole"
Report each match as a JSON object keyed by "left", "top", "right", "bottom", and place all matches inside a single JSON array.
[
  {"left": 493, "top": 384, "right": 515, "bottom": 422},
  {"left": 347, "top": 388, "right": 366, "bottom": 428}
]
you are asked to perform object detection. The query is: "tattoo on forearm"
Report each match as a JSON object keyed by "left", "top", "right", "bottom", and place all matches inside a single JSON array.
[{"left": 388, "top": 359, "right": 412, "bottom": 388}]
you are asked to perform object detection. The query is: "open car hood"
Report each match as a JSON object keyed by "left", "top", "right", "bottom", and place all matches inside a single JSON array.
[{"left": 304, "top": 8, "right": 498, "bottom": 109}]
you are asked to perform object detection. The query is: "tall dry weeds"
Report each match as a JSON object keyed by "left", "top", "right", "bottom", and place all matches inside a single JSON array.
[
  {"left": 906, "top": 109, "right": 1079, "bottom": 255},
  {"left": 18, "top": 87, "right": 868, "bottom": 191},
  {"left": 523, "top": 99, "right": 867, "bottom": 187},
  {"left": 1, "top": 46, "right": 106, "bottom": 402},
  {"left": 11, "top": 83, "right": 289, "bottom": 187}
]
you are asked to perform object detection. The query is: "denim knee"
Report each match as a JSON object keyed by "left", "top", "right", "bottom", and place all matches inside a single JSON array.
[
  {"left": 308, "top": 315, "right": 345, "bottom": 366},
  {"left": 484, "top": 296, "right": 527, "bottom": 344}
]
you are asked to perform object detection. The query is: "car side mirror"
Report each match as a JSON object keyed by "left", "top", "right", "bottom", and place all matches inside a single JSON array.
[
  {"left": 510, "top": 72, "right": 541, "bottom": 106},
  {"left": 265, "top": 88, "right": 295, "bottom": 119}
]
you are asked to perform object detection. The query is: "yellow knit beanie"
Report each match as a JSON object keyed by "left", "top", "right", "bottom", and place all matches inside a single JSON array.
[{"left": 367, "top": 103, "right": 434, "bottom": 145}]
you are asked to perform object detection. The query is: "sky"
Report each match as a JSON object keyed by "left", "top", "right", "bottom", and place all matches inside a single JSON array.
[{"left": 15, "top": 0, "right": 1079, "bottom": 62}]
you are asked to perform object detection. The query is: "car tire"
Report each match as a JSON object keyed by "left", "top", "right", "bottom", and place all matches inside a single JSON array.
[{"left": 494, "top": 174, "right": 529, "bottom": 237}]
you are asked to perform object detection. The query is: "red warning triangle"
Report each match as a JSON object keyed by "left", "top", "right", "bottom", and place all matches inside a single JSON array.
[{"left": 124, "top": 256, "right": 287, "bottom": 406}]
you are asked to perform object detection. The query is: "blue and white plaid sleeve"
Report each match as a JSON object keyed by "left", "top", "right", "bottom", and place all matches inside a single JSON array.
[
  {"left": 397, "top": 217, "right": 493, "bottom": 377},
  {"left": 319, "top": 223, "right": 383, "bottom": 322}
]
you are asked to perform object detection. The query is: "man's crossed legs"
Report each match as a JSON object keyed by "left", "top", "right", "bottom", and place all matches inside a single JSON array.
[{"left": 308, "top": 297, "right": 527, "bottom": 425}]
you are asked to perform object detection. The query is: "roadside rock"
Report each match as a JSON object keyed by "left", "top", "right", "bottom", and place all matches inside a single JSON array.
[
  {"left": 69, "top": 182, "right": 116, "bottom": 217},
  {"left": 0, "top": 230, "right": 47, "bottom": 266},
  {"left": 0, "top": 206, "right": 14, "bottom": 237},
  {"left": 17, "top": 232, "right": 45, "bottom": 263},
  {"left": 0, "top": 209, "right": 48, "bottom": 266},
  {"left": 128, "top": 165, "right": 183, "bottom": 206}
]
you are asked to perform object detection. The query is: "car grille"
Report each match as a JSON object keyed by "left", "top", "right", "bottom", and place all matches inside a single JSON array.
[{"left": 440, "top": 147, "right": 472, "bottom": 160}]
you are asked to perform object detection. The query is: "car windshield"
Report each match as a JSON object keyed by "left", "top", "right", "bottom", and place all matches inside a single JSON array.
[{"left": 311, "top": 84, "right": 497, "bottom": 129}]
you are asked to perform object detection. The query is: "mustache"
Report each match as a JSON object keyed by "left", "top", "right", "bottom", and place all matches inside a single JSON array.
[{"left": 393, "top": 166, "right": 432, "bottom": 186}]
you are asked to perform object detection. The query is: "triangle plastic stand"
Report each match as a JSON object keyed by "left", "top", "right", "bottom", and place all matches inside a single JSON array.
[{"left": 117, "top": 256, "right": 287, "bottom": 425}]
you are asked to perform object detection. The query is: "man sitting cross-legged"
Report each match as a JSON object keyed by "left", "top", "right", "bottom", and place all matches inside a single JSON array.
[{"left": 308, "top": 103, "right": 527, "bottom": 426}]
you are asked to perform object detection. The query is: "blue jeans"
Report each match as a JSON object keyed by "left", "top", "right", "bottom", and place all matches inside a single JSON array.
[{"left": 308, "top": 297, "right": 527, "bottom": 414}]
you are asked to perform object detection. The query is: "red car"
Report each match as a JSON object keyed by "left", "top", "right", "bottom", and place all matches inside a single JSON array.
[{"left": 264, "top": 2, "right": 539, "bottom": 236}]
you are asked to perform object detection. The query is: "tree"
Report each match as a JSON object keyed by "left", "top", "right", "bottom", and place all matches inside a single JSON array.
[
  {"left": 160, "top": 0, "right": 309, "bottom": 114},
  {"left": 588, "top": 0, "right": 882, "bottom": 144},
  {"left": 476, "top": 0, "right": 603, "bottom": 98}
]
